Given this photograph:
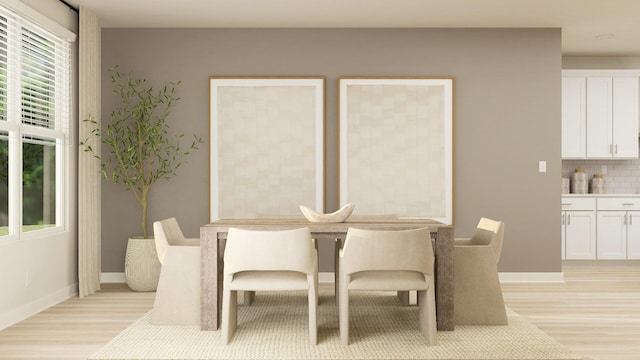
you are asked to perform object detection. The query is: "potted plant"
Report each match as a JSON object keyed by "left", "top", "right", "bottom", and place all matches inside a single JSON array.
[{"left": 82, "top": 66, "right": 202, "bottom": 291}]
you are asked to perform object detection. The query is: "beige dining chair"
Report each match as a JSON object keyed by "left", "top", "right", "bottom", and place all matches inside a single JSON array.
[
  {"left": 221, "top": 227, "right": 318, "bottom": 345},
  {"left": 150, "top": 217, "right": 201, "bottom": 325},
  {"left": 338, "top": 227, "right": 437, "bottom": 346},
  {"left": 454, "top": 217, "right": 508, "bottom": 325}
]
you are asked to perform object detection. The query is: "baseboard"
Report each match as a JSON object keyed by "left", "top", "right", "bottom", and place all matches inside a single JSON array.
[
  {"left": 498, "top": 272, "right": 565, "bottom": 283},
  {"left": 101, "top": 272, "right": 126, "bottom": 283},
  {"left": 101, "top": 271, "right": 566, "bottom": 285},
  {"left": 319, "top": 272, "right": 334, "bottom": 283},
  {"left": 0, "top": 283, "right": 78, "bottom": 331},
  {"left": 103, "top": 272, "right": 336, "bottom": 284},
  {"left": 322, "top": 272, "right": 566, "bottom": 284}
]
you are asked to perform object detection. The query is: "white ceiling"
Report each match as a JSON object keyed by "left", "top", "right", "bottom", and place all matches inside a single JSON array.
[{"left": 64, "top": 0, "right": 640, "bottom": 56}]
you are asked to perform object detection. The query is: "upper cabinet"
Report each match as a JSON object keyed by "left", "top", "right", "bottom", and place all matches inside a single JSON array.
[
  {"left": 562, "top": 76, "right": 586, "bottom": 158},
  {"left": 562, "top": 70, "right": 640, "bottom": 160}
]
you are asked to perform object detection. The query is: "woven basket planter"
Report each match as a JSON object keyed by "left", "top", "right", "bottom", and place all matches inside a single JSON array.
[{"left": 124, "top": 237, "right": 161, "bottom": 291}]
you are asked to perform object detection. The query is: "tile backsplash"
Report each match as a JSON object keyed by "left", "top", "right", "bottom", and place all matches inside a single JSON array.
[{"left": 563, "top": 158, "right": 640, "bottom": 194}]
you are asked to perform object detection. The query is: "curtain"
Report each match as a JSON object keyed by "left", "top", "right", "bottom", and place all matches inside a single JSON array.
[{"left": 78, "top": 6, "right": 101, "bottom": 298}]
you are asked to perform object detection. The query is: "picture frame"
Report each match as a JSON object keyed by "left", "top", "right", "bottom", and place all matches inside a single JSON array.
[
  {"left": 338, "top": 77, "right": 453, "bottom": 224},
  {"left": 209, "top": 77, "right": 325, "bottom": 221}
]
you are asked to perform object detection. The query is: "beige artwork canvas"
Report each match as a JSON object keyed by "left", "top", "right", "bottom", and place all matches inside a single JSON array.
[
  {"left": 339, "top": 78, "right": 453, "bottom": 224},
  {"left": 209, "top": 77, "right": 325, "bottom": 221}
]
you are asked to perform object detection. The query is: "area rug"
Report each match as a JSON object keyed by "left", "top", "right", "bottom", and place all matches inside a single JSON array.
[{"left": 89, "top": 290, "right": 581, "bottom": 360}]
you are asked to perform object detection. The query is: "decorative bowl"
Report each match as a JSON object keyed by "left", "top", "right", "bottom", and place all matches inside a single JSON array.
[{"left": 299, "top": 203, "right": 354, "bottom": 223}]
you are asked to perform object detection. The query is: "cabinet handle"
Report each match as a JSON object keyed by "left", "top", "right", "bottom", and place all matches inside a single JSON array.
[
  {"left": 631, "top": 214, "right": 633, "bottom": 225},
  {"left": 615, "top": 144, "right": 618, "bottom": 154},
  {"left": 610, "top": 144, "right": 613, "bottom": 154},
  {"left": 567, "top": 214, "right": 571, "bottom": 225},
  {"left": 623, "top": 203, "right": 635, "bottom": 206},
  {"left": 562, "top": 203, "right": 572, "bottom": 206},
  {"left": 625, "top": 213, "right": 628, "bottom": 225},
  {"left": 562, "top": 213, "right": 565, "bottom": 225}
]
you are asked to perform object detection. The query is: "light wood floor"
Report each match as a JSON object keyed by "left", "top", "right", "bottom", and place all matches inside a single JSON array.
[
  {"left": 0, "top": 264, "right": 638, "bottom": 360},
  {"left": 501, "top": 264, "right": 640, "bottom": 360}
]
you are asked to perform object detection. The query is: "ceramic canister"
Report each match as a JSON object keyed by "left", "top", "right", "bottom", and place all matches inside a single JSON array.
[
  {"left": 590, "top": 174, "right": 605, "bottom": 194},
  {"left": 570, "top": 168, "right": 588, "bottom": 194},
  {"left": 562, "top": 177, "right": 570, "bottom": 194}
]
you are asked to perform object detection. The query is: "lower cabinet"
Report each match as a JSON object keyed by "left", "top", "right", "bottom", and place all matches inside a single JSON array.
[
  {"left": 597, "top": 211, "right": 629, "bottom": 259},
  {"left": 562, "top": 197, "right": 596, "bottom": 260},
  {"left": 628, "top": 213, "right": 640, "bottom": 259},
  {"left": 563, "top": 210, "right": 597, "bottom": 259},
  {"left": 562, "top": 196, "right": 640, "bottom": 260}
]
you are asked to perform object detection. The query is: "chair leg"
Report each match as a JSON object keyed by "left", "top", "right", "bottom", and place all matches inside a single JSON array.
[
  {"left": 339, "top": 277, "right": 349, "bottom": 345},
  {"left": 221, "top": 289, "right": 237, "bottom": 344},
  {"left": 334, "top": 238, "right": 340, "bottom": 305},
  {"left": 308, "top": 277, "right": 318, "bottom": 345},
  {"left": 418, "top": 288, "right": 437, "bottom": 345}
]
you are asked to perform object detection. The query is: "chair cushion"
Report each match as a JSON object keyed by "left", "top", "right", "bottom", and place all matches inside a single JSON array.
[
  {"left": 229, "top": 271, "right": 310, "bottom": 291},
  {"left": 348, "top": 270, "right": 429, "bottom": 291}
]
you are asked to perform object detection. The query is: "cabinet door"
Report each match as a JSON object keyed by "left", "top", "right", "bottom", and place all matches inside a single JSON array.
[
  {"left": 565, "top": 211, "right": 596, "bottom": 260},
  {"left": 612, "top": 77, "right": 639, "bottom": 159},
  {"left": 596, "top": 211, "right": 627, "bottom": 259},
  {"left": 562, "top": 77, "right": 586, "bottom": 158},
  {"left": 627, "top": 211, "right": 640, "bottom": 259},
  {"left": 586, "top": 77, "right": 613, "bottom": 158},
  {"left": 561, "top": 212, "right": 566, "bottom": 259}
]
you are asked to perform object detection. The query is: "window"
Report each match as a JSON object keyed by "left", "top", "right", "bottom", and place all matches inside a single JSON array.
[{"left": 0, "top": 3, "right": 71, "bottom": 241}]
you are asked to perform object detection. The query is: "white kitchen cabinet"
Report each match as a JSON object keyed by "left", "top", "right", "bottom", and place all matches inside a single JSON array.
[
  {"left": 562, "top": 70, "right": 640, "bottom": 160},
  {"left": 562, "top": 197, "right": 596, "bottom": 259},
  {"left": 586, "top": 76, "right": 639, "bottom": 159},
  {"left": 596, "top": 211, "right": 627, "bottom": 259},
  {"left": 596, "top": 198, "right": 640, "bottom": 259},
  {"left": 628, "top": 213, "right": 640, "bottom": 259},
  {"left": 561, "top": 76, "right": 586, "bottom": 158}
]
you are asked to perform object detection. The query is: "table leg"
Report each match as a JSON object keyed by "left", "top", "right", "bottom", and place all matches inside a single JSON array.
[
  {"left": 436, "top": 226, "right": 454, "bottom": 331},
  {"left": 200, "top": 227, "right": 219, "bottom": 330}
]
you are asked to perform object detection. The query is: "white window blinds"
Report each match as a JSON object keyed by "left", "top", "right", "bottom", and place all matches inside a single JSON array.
[{"left": 0, "top": 5, "right": 71, "bottom": 132}]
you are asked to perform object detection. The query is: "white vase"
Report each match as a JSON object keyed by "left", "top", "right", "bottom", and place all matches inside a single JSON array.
[
  {"left": 570, "top": 168, "right": 588, "bottom": 194},
  {"left": 124, "top": 237, "right": 161, "bottom": 291}
]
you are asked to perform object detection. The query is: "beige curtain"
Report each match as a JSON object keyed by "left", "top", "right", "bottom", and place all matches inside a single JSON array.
[{"left": 78, "top": 6, "right": 101, "bottom": 298}]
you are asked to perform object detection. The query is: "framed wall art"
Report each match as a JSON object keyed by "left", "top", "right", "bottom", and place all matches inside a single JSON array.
[
  {"left": 209, "top": 77, "right": 325, "bottom": 221},
  {"left": 339, "top": 77, "right": 453, "bottom": 224}
]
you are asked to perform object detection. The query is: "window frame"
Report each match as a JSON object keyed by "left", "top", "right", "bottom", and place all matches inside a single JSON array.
[{"left": 0, "top": 2, "right": 72, "bottom": 244}]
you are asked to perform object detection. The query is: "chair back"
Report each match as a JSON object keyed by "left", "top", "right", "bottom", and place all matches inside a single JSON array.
[
  {"left": 341, "top": 227, "right": 433, "bottom": 276},
  {"left": 153, "top": 217, "right": 187, "bottom": 264},
  {"left": 224, "top": 227, "right": 316, "bottom": 276},
  {"left": 470, "top": 217, "right": 505, "bottom": 260}
]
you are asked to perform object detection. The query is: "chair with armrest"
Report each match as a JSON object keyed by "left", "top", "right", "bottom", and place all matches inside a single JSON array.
[
  {"left": 150, "top": 217, "right": 200, "bottom": 325},
  {"left": 338, "top": 227, "right": 437, "bottom": 346},
  {"left": 454, "top": 217, "right": 508, "bottom": 325},
  {"left": 221, "top": 227, "right": 318, "bottom": 345}
]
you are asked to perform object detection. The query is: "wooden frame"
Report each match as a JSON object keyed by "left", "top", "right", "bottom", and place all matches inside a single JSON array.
[
  {"left": 209, "top": 77, "right": 325, "bottom": 221},
  {"left": 339, "top": 77, "right": 453, "bottom": 224}
]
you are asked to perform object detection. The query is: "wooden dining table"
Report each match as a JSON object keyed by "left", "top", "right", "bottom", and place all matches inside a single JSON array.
[{"left": 200, "top": 219, "right": 454, "bottom": 331}]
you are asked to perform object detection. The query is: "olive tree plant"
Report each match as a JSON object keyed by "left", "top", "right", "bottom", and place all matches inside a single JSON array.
[{"left": 82, "top": 66, "right": 202, "bottom": 238}]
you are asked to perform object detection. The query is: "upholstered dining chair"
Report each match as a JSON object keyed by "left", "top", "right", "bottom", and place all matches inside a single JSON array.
[
  {"left": 150, "top": 217, "right": 201, "bottom": 325},
  {"left": 338, "top": 227, "right": 437, "bottom": 346},
  {"left": 454, "top": 217, "right": 508, "bottom": 325},
  {"left": 221, "top": 227, "right": 318, "bottom": 345}
]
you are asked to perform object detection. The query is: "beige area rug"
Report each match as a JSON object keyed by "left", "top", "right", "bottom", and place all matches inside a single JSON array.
[{"left": 90, "top": 291, "right": 581, "bottom": 360}]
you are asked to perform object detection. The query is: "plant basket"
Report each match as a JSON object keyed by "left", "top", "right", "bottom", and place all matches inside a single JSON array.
[{"left": 124, "top": 237, "right": 161, "bottom": 291}]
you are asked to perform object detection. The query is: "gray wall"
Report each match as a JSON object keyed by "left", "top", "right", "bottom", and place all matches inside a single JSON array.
[{"left": 101, "top": 28, "right": 562, "bottom": 273}]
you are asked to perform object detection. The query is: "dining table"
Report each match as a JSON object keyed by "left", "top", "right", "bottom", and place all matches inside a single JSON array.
[{"left": 200, "top": 218, "right": 454, "bottom": 331}]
